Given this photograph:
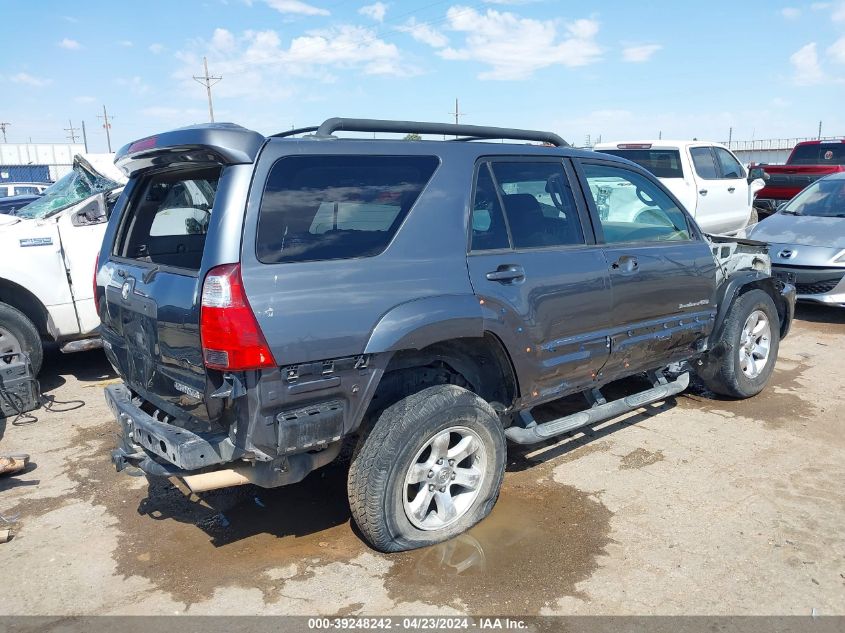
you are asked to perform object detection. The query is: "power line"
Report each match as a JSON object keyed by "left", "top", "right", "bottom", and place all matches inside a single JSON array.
[
  {"left": 193, "top": 56, "right": 222, "bottom": 123},
  {"left": 0, "top": 122, "right": 9, "bottom": 143},
  {"left": 97, "top": 105, "right": 115, "bottom": 153},
  {"left": 64, "top": 119, "right": 81, "bottom": 143}
]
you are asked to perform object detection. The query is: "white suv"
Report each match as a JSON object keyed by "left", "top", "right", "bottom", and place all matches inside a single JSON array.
[
  {"left": 593, "top": 140, "right": 763, "bottom": 235},
  {"left": 0, "top": 182, "right": 49, "bottom": 197}
]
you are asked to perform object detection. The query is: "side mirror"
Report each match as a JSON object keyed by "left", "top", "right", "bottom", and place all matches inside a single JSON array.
[
  {"left": 747, "top": 167, "right": 768, "bottom": 183},
  {"left": 71, "top": 195, "right": 107, "bottom": 226}
]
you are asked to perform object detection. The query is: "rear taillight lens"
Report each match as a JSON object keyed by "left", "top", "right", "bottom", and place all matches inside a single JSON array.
[
  {"left": 200, "top": 263, "right": 276, "bottom": 371},
  {"left": 93, "top": 254, "right": 100, "bottom": 317}
]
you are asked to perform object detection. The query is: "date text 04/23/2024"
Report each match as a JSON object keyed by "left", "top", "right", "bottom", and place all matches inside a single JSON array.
[{"left": 307, "top": 617, "right": 528, "bottom": 630}]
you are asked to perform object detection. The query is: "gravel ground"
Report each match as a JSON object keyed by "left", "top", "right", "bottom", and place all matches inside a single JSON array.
[{"left": 0, "top": 304, "right": 843, "bottom": 616}]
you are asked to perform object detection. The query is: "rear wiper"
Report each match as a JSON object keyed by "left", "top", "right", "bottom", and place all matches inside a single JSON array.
[{"left": 779, "top": 210, "right": 802, "bottom": 215}]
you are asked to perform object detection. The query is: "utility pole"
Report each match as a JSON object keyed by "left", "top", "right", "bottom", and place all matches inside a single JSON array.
[
  {"left": 449, "top": 98, "right": 466, "bottom": 125},
  {"left": 658, "top": 130, "right": 662, "bottom": 140},
  {"left": 97, "top": 105, "right": 114, "bottom": 152},
  {"left": 193, "top": 56, "right": 222, "bottom": 123},
  {"left": 818, "top": 120, "right": 823, "bottom": 140},
  {"left": 81, "top": 120, "right": 89, "bottom": 153},
  {"left": 0, "top": 122, "right": 9, "bottom": 143},
  {"left": 64, "top": 119, "right": 80, "bottom": 143},
  {"left": 728, "top": 126, "right": 733, "bottom": 147}
]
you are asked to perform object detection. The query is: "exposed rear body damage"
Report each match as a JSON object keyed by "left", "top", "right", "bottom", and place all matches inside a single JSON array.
[{"left": 98, "top": 118, "right": 795, "bottom": 552}]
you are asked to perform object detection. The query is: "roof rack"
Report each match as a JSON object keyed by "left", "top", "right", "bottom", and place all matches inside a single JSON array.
[
  {"left": 272, "top": 117, "right": 569, "bottom": 147},
  {"left": 271, "top": 126, "right": 319, "bottom": 138}
]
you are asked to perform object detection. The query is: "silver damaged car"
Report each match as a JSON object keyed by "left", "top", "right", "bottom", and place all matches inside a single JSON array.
[{"left": 749, "top": 172, "right": 845, "bottom": 307}]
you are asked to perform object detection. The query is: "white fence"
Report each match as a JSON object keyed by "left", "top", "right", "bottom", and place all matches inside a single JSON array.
[{"left": 723, "top": 136, "right": 842, "bottom": 165}]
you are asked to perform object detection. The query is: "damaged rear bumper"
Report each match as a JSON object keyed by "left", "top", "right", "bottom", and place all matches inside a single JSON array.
[{"left": 105, "top": 383, "right": 341, "bottom": 490}]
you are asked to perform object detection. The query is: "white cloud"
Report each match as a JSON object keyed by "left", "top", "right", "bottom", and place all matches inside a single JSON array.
[
  {"left": 828, "top": 36, "right": 845, "bottom": 63},
  {"left": 118, "top": 40, "right": 134, "bottom": 47},
  {"left": 149, "top": 43, "right": 165, "bottom": 54},
  {"left": 622, "top": 44, "right": 661, "bottom": 62},
  {"left": 263, "top": 0, "right": 329, "bottom": 15},
  {"left": 399, "top": 17, "right": 449, "bottom": 48},
  {"left": 833, "top": 0, "right": 845, "bottom": 20},
  {"left": 439, "top": 7, "right": 601, "bottom": 80},
  {"left": 359, "top": 2, "right": 387, "bottom": 22},
  {"left": 58, "top": 38, "right": 81, "bottom": 50},
  {"left": 174, "top": 25, "right": 411, "bottom": 102},
  {"left": 10, "top": 72, "right": 51, "bottom": 87},
  {"left": 790, "top": 42, "right": 824, "bottom": 84},
  {"left": 63, "top": 15, "right": 79, "bottom": 23},
  {"left": 780, "top": 7, "right": 801, "bottom": 19},
  {"left": 74, "top": 95, "right": 97, "bottom": 104},
  {"left": 811, "top": 2, "right": 831, "bottom": 8}
]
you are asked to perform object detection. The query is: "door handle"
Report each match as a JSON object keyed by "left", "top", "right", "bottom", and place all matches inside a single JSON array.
[
  {"left": 727, "top": 186, "right": 736, "bottom": 193},
  {"left": 486, "top": 265, "right": 525, "bottom": 283},
  {"left": 699, "top": 189, "right": 708, "bottom": 196},
  {"left": 611, "top": 255, "right": 639, "bottom": 273}
]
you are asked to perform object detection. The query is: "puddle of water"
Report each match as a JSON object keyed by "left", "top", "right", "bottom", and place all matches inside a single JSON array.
[
  {"left": 384, "top": 477, "right": 611, "bottom": 613},
  {"left": 17, "top": 420, "right": 612, "bottom": 612}
]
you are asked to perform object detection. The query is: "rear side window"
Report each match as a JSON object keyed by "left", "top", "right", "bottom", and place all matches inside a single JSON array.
[
  {"left": 598, "top": 149, "right": 683, "bottom": 178},
  {"left": 690, "top": 147, "right": 719, "bottom": 179},
  {"left": 114, "top": 167, "right": 220, "bottom": 270},
  {"left": 256, "top": 155, "right": 438, "bottom": 264},
  {"left": 490, "top": 161, "right": 584, "bottom": 249},
  {"left": 789, "top": 143, "right": 845, "bottom": 165}
]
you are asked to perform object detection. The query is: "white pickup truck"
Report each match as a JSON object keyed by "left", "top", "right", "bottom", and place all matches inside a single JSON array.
[
  {"left": 593, "top": 140, "right": 764, "bottom": 235},
  {"left": 0, "top": 154, "right": 125, "bottom": 374}
]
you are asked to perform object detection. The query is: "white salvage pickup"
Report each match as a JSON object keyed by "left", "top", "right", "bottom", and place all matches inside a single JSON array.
[{"left": 0, "top": 154, "right": 125, "bottom": 374}]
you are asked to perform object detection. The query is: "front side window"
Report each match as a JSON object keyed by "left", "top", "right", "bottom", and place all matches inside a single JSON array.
[
  {"left": 490, "top": 161, "right": 584, "bottom": 249},
  {"left": 115, "top": 167, "right": 220, "bottom": 270},
  {"left": 714, "top": 147, "right": 745, "bottom": 179},
  {"left": 256, "top": 155, "right": 438, "bottom": 264},
  {"left": 690, "top": 147, "right": 719, "bottom": 180},
  {"left": 582, "top": 163, "right": 690, "bottom": 244},
  {"left": 14, "top": 186, "right": 41, "bottom": 195}
]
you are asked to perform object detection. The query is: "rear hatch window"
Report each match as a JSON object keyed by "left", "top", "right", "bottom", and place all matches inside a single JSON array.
[
  {"left": 598, "top": 149, "right": 683, "bottom": 178},
  {"left": 256, "top": 155, "right": 439, "bottom": 264},
  {"left": 114, "top": 167, "right": 221, "bottom": 270}
]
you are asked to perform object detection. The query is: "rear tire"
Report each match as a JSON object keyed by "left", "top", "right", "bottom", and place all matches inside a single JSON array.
[
  {"left": 700, "top": 289, "right": 779, "bottom": 399},
  {"left": 0, "top": 302, "right": 42, "bottom": 375},
  {"left": 347, "top": 384, "right": 506, "bottom": 553}
]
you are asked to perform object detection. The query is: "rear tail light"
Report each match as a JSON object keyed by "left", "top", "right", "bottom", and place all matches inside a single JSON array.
[
  {"left": 200, "top": 263, "right": 276, "bottom": 371},
  {"left": 93, "top": 254, "right": 100, "bottom": 316}
]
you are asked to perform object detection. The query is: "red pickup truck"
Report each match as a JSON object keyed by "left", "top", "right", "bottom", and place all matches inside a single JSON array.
[{"left": 753, "top": 139, "right": 845, "bottom": 217}]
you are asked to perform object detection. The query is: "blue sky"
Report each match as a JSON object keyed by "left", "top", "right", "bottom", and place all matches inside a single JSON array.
[{"left": 1, "top": 0, "right": 843, "bottom": 151}]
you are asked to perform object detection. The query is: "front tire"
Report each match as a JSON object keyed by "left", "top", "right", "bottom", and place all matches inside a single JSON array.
[
  {"left": 700, "top": 289, "right": 779, "bottom": 399},
  {"left": 347, "top": 385, "right": 506, "bottom": 553},
  {"left": 0, "top": 302, "right": 43, "bottom": 375}
]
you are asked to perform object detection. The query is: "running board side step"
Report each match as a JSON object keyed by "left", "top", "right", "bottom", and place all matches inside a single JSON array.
[{"left": 505, "top": 372, "right": 690, "bottom": 445}]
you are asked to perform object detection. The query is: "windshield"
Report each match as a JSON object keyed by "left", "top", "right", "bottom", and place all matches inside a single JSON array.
[
  {"left": 781, "top": 177, "right": 845, "bottom": 217},
  {"left": 16, "top": 162, "right": 121, "bottom": 219}
]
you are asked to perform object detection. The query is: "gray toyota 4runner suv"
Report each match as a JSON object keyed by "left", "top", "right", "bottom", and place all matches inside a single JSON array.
[{"left": 97, "top": 118, "right": 795, "bottom": 552}]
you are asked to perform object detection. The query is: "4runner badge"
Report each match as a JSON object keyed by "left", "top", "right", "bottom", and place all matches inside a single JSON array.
[
  {"left": 173, "top": 381, "right": 202, "bottom": 400},
  {"left": 19, "top": 237, "right": 52, "bottom": 247}
]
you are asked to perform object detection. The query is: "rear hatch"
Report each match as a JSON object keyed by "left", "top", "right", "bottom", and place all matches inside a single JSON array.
[{"left": 97, "top": 124, "right": 265, "bottom": 424}]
